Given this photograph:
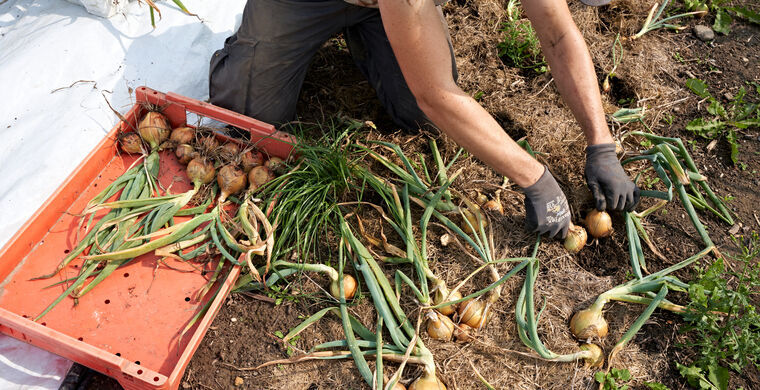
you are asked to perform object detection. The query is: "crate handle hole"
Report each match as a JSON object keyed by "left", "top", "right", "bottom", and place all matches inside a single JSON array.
[
  {"left": 135, "top": 361, "right": 141, "bottom": 365},
  {"left": 184, "top": 297, "right": 190, "bottom": 302},
  {"left": 41, "top": 322, "right": 46, "bottom": 326},
  {"left": 123, "top": 273, "right": 129, "bottom": 278},
  {"left": 105, "top": 299, "right": 110, "bottom": 304},
  {"left": 116, "top": 353, "right": 121, "bottom": 357},
  {"left": 137, "top": 369, "right": 143, "bottom": 375},
  {"left": 154, "top": 377, "right": 159, "bottom": 382},
  {"left": 77, "top": 337, "right": 83, "bottom": 341},
  {"left": 64, "top": 249, "right": 70, "bottom": 254}
]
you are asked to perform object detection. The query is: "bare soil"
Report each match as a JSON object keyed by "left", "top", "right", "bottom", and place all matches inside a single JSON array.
[{"left": 90, "top": 1, "right": 760, "bottom": 389}]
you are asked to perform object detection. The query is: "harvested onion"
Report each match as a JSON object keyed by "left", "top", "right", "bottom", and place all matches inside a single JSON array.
[
  {"left": 569, "top": 307, "right": 608, "bottom": 340},
  {"left": 137, "top": 111, "right": 171, "bottom": 149},
  {"left": 119, "top": 132, "right": 143, "bottom": 154},
  {"left": 426, "top": 311, "right": 454, "bottom": 341},
  {"left": 580, "top": 343, "right": 604, "bottom": 368},
  {"left": 219, "top": 142, "right": 241, "bottom": 161},
  {"left": 482, "top": 198, "right": 503, "bottom": 215},
  {"left": 458, "top": 299, "right": 487, "bottom": 329},
  {"left": 329, "top": 274, "right": 357, "bottom": 300},
  {"left": 248, "top": 166, "right": 274, "bottom": 191},
  {"left": 585, "top": 210, "right": 613, "bottom": 238},
  {"left": 433, "top": 288, "right": 461, "bottom": 317},
  {"left": 409, "top": 373, "right": 446, "bottom": 390},
  {"left": 240, "top": 149, "right": 264, "bottom": 172},
  {"left": 170, "top": 126, "right": 194, "bottom": 145},
  {"left": 199, "top": 135, "right": 219, "bottom": 153},
  {"left": 564, "top": 224, "right": 588, "bottom": 254},
  {"left": 462, "top": 208, "right": 486, "bottom": 235},
  {"left": 265, "top": 156, "right": 286, "bottom": 175},
  {"left": 175, "top": 144, "right": 197, "bottom": 165},
  {"left": 217, "top": 165, "right": 247, "bottom": 203},
  {"left": 186, "top": 157, "right": 215, "bottom": 186},
  {"left": 453, "top": 323, "right": 474, "bottom": 343}
]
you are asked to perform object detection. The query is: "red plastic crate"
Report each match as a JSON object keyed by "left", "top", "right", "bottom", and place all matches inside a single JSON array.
[{"left": 0, "top": 87, "right": 296, "bottom": 390}]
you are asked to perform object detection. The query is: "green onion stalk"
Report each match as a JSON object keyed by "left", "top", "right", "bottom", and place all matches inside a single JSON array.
[
  {"left": 257, "top": 217, "right": 441, "bottom": 389},
  {"left": 568, "top": 245, "right": 713, "bottom": 343},
  {"left": 514, "top": 237, "right": 604, "bottom": 368},
  {"left": 632, "top": 0, "right": 707, "bottom": 40}
]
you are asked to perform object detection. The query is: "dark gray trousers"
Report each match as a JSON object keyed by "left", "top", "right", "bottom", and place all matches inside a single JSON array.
[{"left": 208, "top": 0, "right": 457, "bottom": 132}]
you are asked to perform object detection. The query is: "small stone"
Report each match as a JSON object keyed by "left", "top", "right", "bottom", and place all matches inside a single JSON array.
[
  {"left": 723, "top": 92, "right": 734, "bottom": 101},
  {"left": 693, "top": 25, "right": 715, "bottom": 41},
  {"left": 235, "top": 376, "right": 244, "bottom": 387},
  {"left": 231, "top": 317, "right": 237, "bottom": 322},
  {"left": 440, "top": 234, "right": 452, "bottom": 247},
  {"left": 742, "top": 57, "right": 749, "bottom": 63},
  {"left": 181, "top": 382, "right": 192, "bottom": 389}
]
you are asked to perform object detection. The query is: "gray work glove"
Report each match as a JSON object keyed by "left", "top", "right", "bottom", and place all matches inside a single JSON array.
[
  {"left": 522, "top": 166, "right": 571, "bottom": 239},
  {"left": 585, "top": 143, "right": 640, "bottom": 212}
]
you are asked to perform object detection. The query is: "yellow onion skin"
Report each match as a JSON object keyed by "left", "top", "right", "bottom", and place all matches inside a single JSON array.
[
  {"left": 330, "top": 274, "right": 357, "bottom": 300},
  {"left": 454, "top": 323, "right": 474, "bottom": 343},
  {"left": 426, "top": 311, "right": 454, "bottom": 341},
  {"left": 569, "top": 307, "right": 609, "bottom": 340},
  {"left": 170, "top": 126, "right": 194, "bottom": 145},
  {"left": 119, "top": 132, "right": 143, "bottom": 154},
  {"left": 175, "top": 144, "right": 197, "bottom": 165},
  {"left": 409, "top": 374, "right": 446, "bottom": 390},
  {"left": 482, "top": 199, "right": 504, "bottom": 215},
  {"left": 433, "top": 289, "right": 461, "bottom": 317},
  {"left": 265, "top": 156, "right": 286, "bottom": 175},
  {"left": 462, "top": 208, "right": 486, "bottom": 235},
  {"left": 580, "top": 344, "right": 604, "bottom": 368},
  {"left": 217, "top": 165, "right": 247, "bottom": 202},
  {"left": 219, "top": 142, "right": 241, "bottom": 161},
  {"left": 458, "top": 299, "right": 486, "bottom": 329},
  {"left": 390, "top": 382, "right": 406, "bottom": 390},
  {"left": 240, "top": 149, "right": 264, "bottom": 172},
  {"left": 187, "top": 158, "right": 216, "bottom": 186},
  {"left": 564, "top": 224, "right": 588, "bottom": 254},
  {"left": 137, "top": 111, "right": 171, "bottom": 149},
  {"left": 248, "top": 166, "right": 274, "bottom": 191},
  {"left": 585, "top": 210, "right": 613, "bottom": 238}
]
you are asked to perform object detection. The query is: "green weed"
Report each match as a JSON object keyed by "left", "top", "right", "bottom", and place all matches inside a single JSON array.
[{"left": 497, "top": 0, "right": 546, "bottom": 73}]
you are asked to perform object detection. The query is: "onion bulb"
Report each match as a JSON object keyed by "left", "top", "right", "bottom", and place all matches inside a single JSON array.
[
  {"left": 240, "top": 149, "right": 264, "bottom": 172},
  {"left": 409, "top": 373, "right": 446, "bottom": 390},
  {"left": 119, "top": 132, "right": 143, "bottom": 154},
  {"left": 219, "top": 142, "right": 241, "bottom": 161},
  {"left": 602, "top": 77, "right": 611, "bottom": 93},
  {"left": 248, "top": 166, "right": 274, "bottom": 191},
  {"left": 426, "top": 311, "right": 454, "bottom": 341},
  {"left": 462, "top": 208, "right": 486, "bottom": 235},
  {"left": 175, "top": 144, "right": 197, "bottom": 165},
  {"left": 569, "top": 307, "right": 608, "bottom": 340},
  {"left": 564, "top": 224, "right": 587, "bottom": 254},
  {"left": 585, "top": 210, "right": 613, "bottom": 238},
  {"left": 217, "top": 165, "right": 247, "bottom": 203},
  {"left": 476, "top": 192, "right": 488, "bottom": 205},
  {"left": 265, "top": 156, "right": 286, "bottom": 175},
  {"left": 170, "top": 126, "right": 194, "bottom": 145},
  {"left": 433, "top": 288, "right": 461, "bottom": 317},
  {"left": 390, "top": 382, "right": 406, "bottom": 390},
  {"left": 482, "top": 199, "right": 503, "bottom": 215},
  {"left": 137, "top": 111, "right": 171, "bottom": 149},
  {"left": 453, "top": 323, "right": 474, "bottom": 343},
  {"left": 199, "top": 135, "right": 219, "bottom": 153},
  {"left": 330, "top": 274, "right": 357, "bottom": 300},
  {"left": 186, "top": 157, "right": 215, "bottom": 186},
  {"left": 580, "top": 343, "right": 604, "bottom": 368},
  {"left": 458, "top": 299, "right": 487, "bottom": 329}
]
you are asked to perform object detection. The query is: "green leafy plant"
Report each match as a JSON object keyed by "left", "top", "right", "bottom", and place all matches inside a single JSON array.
[
  {"left": 595, "top": 368, "right": 632, "bottom": 390},
  {"left": 677, "top": 362, "right": 728, "bottom": 390},
  {"left": 497, "top": 0, "right": 546, "bottom": 73},
  {"left": 645, "top": 382, "right": 671, "bottom": 390},
  {"left": 678, "top": 232, "right": 760, "bottom": 386},
  {"left": 685, "top": 78, "right": 760, "bottom": 164}
]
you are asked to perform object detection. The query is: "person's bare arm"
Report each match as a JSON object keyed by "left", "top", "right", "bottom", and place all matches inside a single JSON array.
[
  {"left": 521, "top": 0, "right": 613, "bottom": 146},
  {"left": 377, "top": 0, "right": 543, "bottom": 188}
]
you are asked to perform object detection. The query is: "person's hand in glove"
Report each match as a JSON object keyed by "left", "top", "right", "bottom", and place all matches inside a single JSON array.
[
  {"left": 585, "top": 143, "right": 640, "bottom": 212},
  {"left": 522, "top": 166, "right": 571, "bottom": 239}
]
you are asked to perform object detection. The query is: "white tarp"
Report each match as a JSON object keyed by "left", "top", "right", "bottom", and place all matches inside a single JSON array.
[{"left": 0, "top": 0, "right": 246, "bottom": 387}]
